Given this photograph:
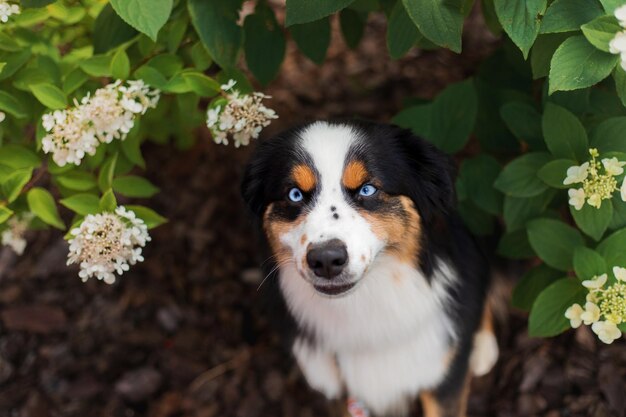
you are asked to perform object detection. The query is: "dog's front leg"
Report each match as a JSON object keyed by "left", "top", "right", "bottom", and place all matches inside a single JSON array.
[
  {"left": 292, "top": 337, "right": 343, "bottom": 399},
  {"left": 420, "top": 375, "right": 471, "bottom": 417}
]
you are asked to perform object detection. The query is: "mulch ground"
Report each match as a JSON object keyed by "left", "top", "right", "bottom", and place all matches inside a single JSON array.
[{"left": 1, "top": 8, "right": 625, "bottom": 417}]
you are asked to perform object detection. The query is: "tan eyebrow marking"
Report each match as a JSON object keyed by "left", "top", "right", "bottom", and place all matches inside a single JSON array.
[
  {"left": 342, "top": 160, "right": 368, "bottom": 189},
  {"left": 292, "top": 164, "right": 316, "bottom": 192}
]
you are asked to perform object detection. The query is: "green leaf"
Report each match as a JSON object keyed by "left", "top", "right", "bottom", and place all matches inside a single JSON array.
[
  {"left": 549, "top": 36, "right": 619, "bottom": 94},
  {"left": 0, "top": 91, "right": 28, "bottom": 119},
  {"left": 21, "top": 0, "right": 55, "bottom": 7},
  {"left": 244, "top": 6, "right": 285, "bottom": 85},
  {"left": 30, "top": 84, "right": 67, "bottom": 110},
  {"left": 597, "top": 227, "right": 626, "bottom": 266},
  {"left": 290, "top": 18, "right": 331, "bottom": 64},
  {"left": 500, "top": 101, "right": 543, "bottom": 148},
  {"left": 121, "top": 127, "right": 145, "bottom": 169},
  {"left": 0, "top": 145, "right": 40, "bottom": 169},
  {"left": 0, "top": 50, "right": 31, "bottom": 81},
  {"left": 62, "top": 68, "right": 89, "bottom": 95},
  {"left": 99, "top": 189, "right": 117, "bottom": 212},
  {"left": 494, "top": 152, "right": 552, "bottom": 197},
  {"left": 573, "top": 246, "right": 607, "bottom": 280},
  {"left": 582, "top": 15, "right": 623, "bottom": 52},
  {"left": 93, "top": 4, "right": 138, "bottom": 54},
  {"left": 512, "top": 264, "right": 561, "bottom": 310},
  {"left": 600, "top": 0, "right": 624, "bottom": 13},
  {"left": 340, "top": 8, "right": 366, "bottom": 49},
  {"left": 285, "top": 0, "right": 354, "bottom": 26},
  {"left": 110, "top": 48, "right": 131, "bottom": 80},
  {"left": 98, "top": 153, "right": 118, "bottom": 192},
  {"left": 503, "top": 189, "right": 556, "bottom": 231},
  {"left": 393, "top": 79, "right": 477, "bottom": 153},
  {"left": 529, "top": 278, "right": 585, "bottom": 337},
  {"left": 110, "top": 0, "right": 173, "bottom": 42},
  {"left": 147, "top": 54, "right": 183, "bottom": 77},
  {"left": 80, "top": 55, "right": 113, "bottom": 77},
  {"left": 497, "top": 229, "right": 536, "bottom": 259},
  {"left": 402, "top": 0, "right": 463, "bottom": 53},
  {"left": 134, "top": 65, "right": 168, "bottom": 90},
  {"left": 56, "top": 172, "right": 97, "bottom": 191},
  {"left": 527, "top": 218, "right": 585, "bottom": 270},
  {"left": 610, "top": 198, "right": 626, "bottom": 230},
  {"left": 457, "top": 200, "right": 495, "bottom": 236},
  {"left": 1, "top": 168, "right": 33, "bottom": 203},
  {"left": 458, "top": 155, "right": 502, "bottom": 215},
  {"left": 27, "top": 187, "right": 65, "bottom": 230},
  {"left": 494, "top": 0, "right": 546, "bottom": 58},
  {"left": 60, "top": 193, "right": 100, "bottom": 216},
  {"left": 590, "top": 117, "right": 626, "bottom": 153},
  {"left": 571, "top": 201, "right": 613, "bottom": 241},
  {"left": 112, "top": 176, "right": 159, "bottom": 198},
  {"left": 387, "top": 1, "right": 419, "bottom": 59},
  {"left": 180, "top": 72, "right": 221, "bottom": 97},
  {"left": 190, "top": 42, "right": 213, "bottom": 71},
  {"left": 530, "top": 33, "right": 572, "bottom": 79},
  {"left": 126, "top": 205, "right": 167, "bottom": 229},
  {"left": 542, "top": 103, "right": 589, "bottom": 161},
  {"left": 537, "top": 159, "right": 575, "bottom": 189},
  {"left": 0, "top": 207, "right": 13, "bottom": 224},
  {"left": 188, "top": 0, "right": 243, "bottom": 68},
  {"left": 540, "top": 0, "right": 604, "bottom": 34},
  {"left": 614, "top": 67, "right": 626, "bottom": 108}
]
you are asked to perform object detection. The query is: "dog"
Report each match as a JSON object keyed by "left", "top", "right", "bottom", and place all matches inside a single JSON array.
[{"left": 241, "top": 120, "right": 499, "bottom": 417}]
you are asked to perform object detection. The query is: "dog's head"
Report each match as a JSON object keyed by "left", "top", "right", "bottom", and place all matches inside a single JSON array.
[{"left": 242, "top": 121, "right": 454, "bottom": 297}]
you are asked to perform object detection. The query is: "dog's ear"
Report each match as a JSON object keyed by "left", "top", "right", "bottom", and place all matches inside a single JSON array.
[
  {"left": 394, "top": 128, "right": 456, "bottom": 221},
  {"left": 241, "top": 144, "right": 269, "bottom": 219}
]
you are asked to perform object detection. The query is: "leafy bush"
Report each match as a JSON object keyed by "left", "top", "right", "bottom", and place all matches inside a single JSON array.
[{"left": 1, "top": 0, "right": 625, "bottom": 344}]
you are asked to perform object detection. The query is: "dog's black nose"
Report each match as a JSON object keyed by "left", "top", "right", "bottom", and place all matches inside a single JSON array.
[{"left": 306, "top": 239, "right": 348, "bottom": 279}]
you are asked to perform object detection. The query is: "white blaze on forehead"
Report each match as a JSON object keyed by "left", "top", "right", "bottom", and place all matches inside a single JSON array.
[{"left": 299, "top": 121, "right": 361, "bottom": 189}]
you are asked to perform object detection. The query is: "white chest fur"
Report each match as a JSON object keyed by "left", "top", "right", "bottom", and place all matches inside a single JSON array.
[{"left": 282, "top": 255, "right": 458, "bottom": 415}]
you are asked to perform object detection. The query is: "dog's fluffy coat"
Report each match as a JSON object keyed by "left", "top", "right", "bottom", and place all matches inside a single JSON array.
[{"left": 242, "top": 121, "right": 498, "bottom": 417}]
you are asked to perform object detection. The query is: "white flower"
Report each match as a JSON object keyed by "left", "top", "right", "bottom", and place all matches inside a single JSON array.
[
  {"left": 565, "top": 303, "right": 584, "bottom": 328},
  {"left": 220, "top": 79, "right": 237, "bottom": 91},
  {"left": 1, "top": 214, "right": 31, "bottom": 255},
  {"left": 587, "top": 193, "right": 602, "bottom": 208},
  {"left": 207, "top": 87, "right": 278, "bottom": 147},
  {"left": 614, "top": 266, "right": 626, "bottom": 282},
  {"left": 601, "top": 157, "right": 626, "bottom": 176},
  {"left": 563, "top": 162, "right": 589, "bottom": 185},
  {"left": 0, "top": 111, "right": 5, "bottom": 123},
  {"left": 568, "top": 188, "right": 586, "bottom": 210},
  {"left": 582, "top": 273, "right": 608, "bottom": 289},
  {"left": 66, "top": 206, "right": 151, "bottom": 284},
  {"left": 41, "top": 80, "right": 159, "bottom": 166},
  {"left": 0, "top": 1, "right": 20, "bottom": 23},
  {"left": 621, "top": 177, "right": 626, "bottom": 202},
  {"left": 591, "top": 320, "right": 622, "bottom": 344},
  {"left": 610, "top": 31, "right": 626, "bottom": 54},
  {"left": 616, "top": 4, "right": 626, "bottom": 28},
  {"left": 581, "top": 302, "right": 601, "bottom": 325}
]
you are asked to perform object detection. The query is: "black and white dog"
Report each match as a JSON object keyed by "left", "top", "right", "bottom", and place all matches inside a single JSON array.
[{"left": 242, "top": 120, "right": 498, "bottom": 417}]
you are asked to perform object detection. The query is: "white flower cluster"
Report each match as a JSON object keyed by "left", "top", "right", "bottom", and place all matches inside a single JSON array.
[
  {"left": 566, "top": 267, "right": 626, "bottom": 344},
  {"left": 42, "top": 80, "right": 160, "bottom": 166},
  {"left": 66, "top": 206, "right": 150, "bottom": 284},
  {"left": 1, "top": 213, "right": 32, "bottom": 255},
  {"left": 0, "top": 1, "right": 19, "bottom": 23},
  {"left": 206, "top": 80, "right": 278, "bottom": 148},
  {"left": 564, "top": 148, "right": 626, "bottom": 210},
  {"left": 0, "top": 111, "right": 5, "bottom": 123},
  {"left": 609, "top": 5, "right": 626, "bottom": 70}
]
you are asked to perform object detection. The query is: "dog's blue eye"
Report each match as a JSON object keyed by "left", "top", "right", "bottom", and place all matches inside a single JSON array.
[
  {"left": 288, "top": 187, "right": 304, "bottom": 202},
  {"left": 359, "top": 184, "right": 377, "bottom": 197}
]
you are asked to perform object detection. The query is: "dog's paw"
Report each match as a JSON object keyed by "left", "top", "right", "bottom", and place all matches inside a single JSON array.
[
  {"left": 293, "top": 338, "right": 343, "bottom": 399},
  {"left": 469, "top": 330, "right": 498, "bottom": 377}
]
